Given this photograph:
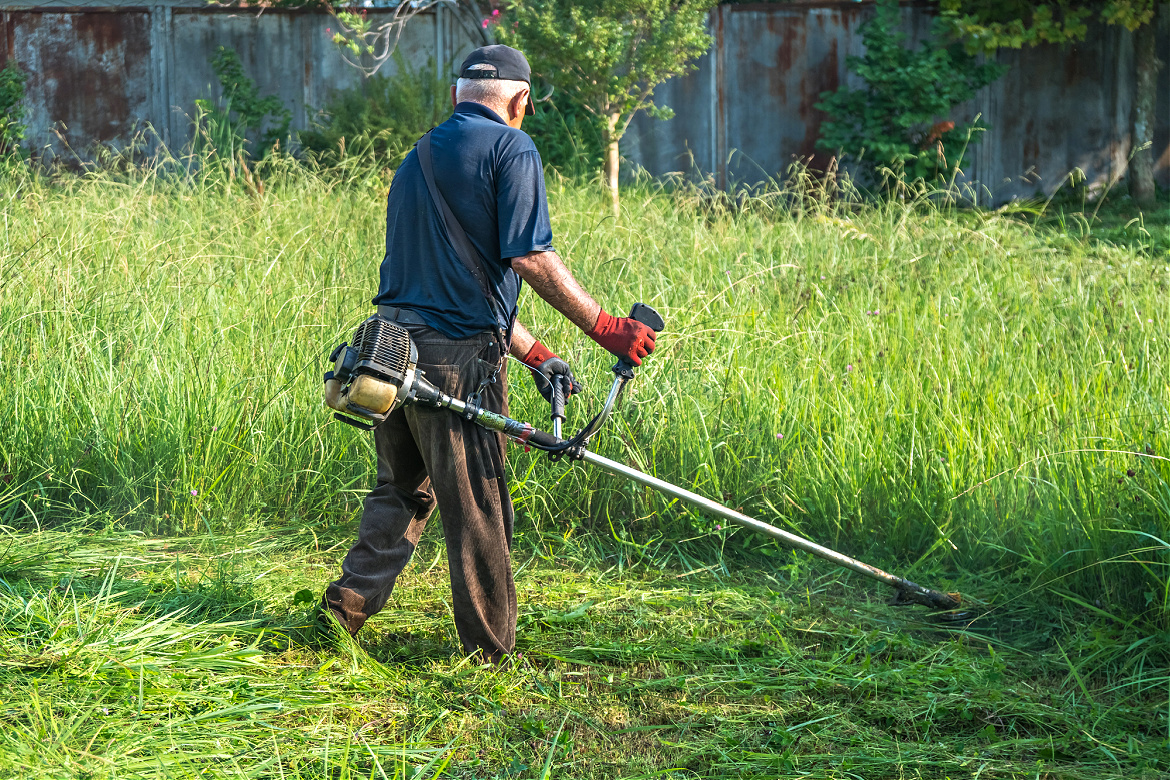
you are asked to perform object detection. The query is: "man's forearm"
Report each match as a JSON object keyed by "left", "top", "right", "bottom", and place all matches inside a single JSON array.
[
  {"left": 511, "top": 251, "right": 601, "bottom": 332},
  {"left": 510, "top": 320, "right": 537, "bottom": 360}
]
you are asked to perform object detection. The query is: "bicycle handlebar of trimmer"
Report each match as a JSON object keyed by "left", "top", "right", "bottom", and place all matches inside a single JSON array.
[{"left": 548, "top": 302, "right": 664, "bottom": 442}]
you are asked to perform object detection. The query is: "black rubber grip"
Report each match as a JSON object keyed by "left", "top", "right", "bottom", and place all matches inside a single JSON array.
[
  {"left": 629, "top": 302, "right": 665, "bottom": 332},
  {"left": 613, "top": 302, "right": 667, "bottom": 374},
  {"left": 551, "top": 377, "right": 567, "bottom": 421},
  {"left": 528, "top": 429, "right": 561, "bottom": 449}
]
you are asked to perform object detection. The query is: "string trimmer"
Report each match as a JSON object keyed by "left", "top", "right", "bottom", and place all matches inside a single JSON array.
[{"left": 324, "top": 304, "right": 962, "bottom": 611}]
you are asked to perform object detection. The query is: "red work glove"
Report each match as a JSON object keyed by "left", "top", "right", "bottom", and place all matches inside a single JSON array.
[
  {"left": 519, "top": 340, "right": 556, "bottom": 370},
  {"left": 585, "top": 310, "right": 657, "bottom": 366},
  {"left": 520, "top": 340, "right": 582, "bottom": 402}
]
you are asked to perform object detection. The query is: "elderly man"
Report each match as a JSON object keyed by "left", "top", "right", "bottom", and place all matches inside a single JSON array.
[{"left": 322, "top": 45, "right": 656, "bottom": 663}]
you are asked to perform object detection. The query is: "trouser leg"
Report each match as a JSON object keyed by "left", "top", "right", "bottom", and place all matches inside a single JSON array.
[
  {"left": 325, "top": 406, "right": 434, "bottom": 635},
  {"left": 407, "top": 359, "right": 515, "bottom": 662},
  {"left": 325, "top": 327, "right": 516, "bottom": 660}
]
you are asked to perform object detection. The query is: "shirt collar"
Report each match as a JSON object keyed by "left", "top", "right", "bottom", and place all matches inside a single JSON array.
[{"left": 454, "top": 101, "right": 508, "bottom": 126}]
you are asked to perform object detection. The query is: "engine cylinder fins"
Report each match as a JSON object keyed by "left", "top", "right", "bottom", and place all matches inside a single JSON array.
[{"left": 353, "top": 316, "right": 415, "bottom": 380}]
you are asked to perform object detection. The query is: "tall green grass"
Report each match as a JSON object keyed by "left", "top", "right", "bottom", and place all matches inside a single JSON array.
[{"left": 0, "top": 154, "right": 1167, "bottom": 631}]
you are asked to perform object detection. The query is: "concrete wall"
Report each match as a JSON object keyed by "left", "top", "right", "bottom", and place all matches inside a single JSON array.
[
  {"left": 623, "top": 2, "right": 1170, "bottom": 202},
  {"left": 2, "top": 0, "right": 1167, "bottom": 202}
]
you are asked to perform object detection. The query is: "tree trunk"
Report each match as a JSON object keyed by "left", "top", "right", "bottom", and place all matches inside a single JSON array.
[
  {"left": 603, "top": 112, "right": 621, "bottom": 218},
  {"left": 1130, "top": 22, "right": 1163, "bottom": 210}
]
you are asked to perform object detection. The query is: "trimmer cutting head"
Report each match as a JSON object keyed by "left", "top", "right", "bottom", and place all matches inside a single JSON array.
[{"left": 890, "top": 586, "right": 963, "bottom": 611}]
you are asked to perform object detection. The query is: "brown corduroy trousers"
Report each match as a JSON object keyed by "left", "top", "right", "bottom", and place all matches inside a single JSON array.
[{"left": 324, "top": 325, "right": 516, "bottom": 662}]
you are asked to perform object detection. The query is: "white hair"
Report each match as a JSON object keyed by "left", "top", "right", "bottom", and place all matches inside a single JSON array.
[{"left": 455, "top": 76, "right": 528, "bottom": 110}]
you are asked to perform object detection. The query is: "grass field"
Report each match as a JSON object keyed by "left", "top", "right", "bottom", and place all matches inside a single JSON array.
[{"left": 0, "top": 157, "right": 1168, "bottom": 778}]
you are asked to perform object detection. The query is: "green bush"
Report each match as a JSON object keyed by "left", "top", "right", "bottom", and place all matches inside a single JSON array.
[
  {"left": 0, "top": 61, "right": 28, "bottom": 159},
  {"left": 299, "top": 54, "right": 451, "bottom": 170},
  {"left": 301, "top": 54, "right": 604, "bottom": 177},
  {"left": 524, "top": 91, "right": 605, "bottom": 178},
  {"left": 815, "top": 0, "right": 1004, "bottom": 187},
  {"left": 194, "top": 46, "right": 291, "bottom": 160}
]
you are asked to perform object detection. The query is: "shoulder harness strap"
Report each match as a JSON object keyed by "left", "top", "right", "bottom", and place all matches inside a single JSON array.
[{"left": 416, "top": 131, "right": 510, "bottom": 360}]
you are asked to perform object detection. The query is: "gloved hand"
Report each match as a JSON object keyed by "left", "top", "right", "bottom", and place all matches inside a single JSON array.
[
  {"left": 585, "top": 310, "right": 657, "bottom": 366},
  {"left": 520, "top": 341, "right": 583, "bottom": 404}
]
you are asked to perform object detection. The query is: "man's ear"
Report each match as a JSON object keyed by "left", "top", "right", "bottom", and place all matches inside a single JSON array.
[
  {"left": 511, "top": 88, "right": 530, "bottom": 121},
  {"left": 451, "top": 85, "right": 458, "bottom": 109}
]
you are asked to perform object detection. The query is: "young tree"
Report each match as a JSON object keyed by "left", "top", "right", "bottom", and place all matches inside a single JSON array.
[
  {"left": 499, "top": 0, "right": 718, "bottom": 215},
  {"left": 938, "top": 0, "right": 1167, "bottom": 208}
]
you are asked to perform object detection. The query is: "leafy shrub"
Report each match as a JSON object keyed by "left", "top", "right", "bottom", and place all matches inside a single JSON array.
[
  {"left": 299, "top": 53, "right": 450, "bottom": 169},
  {"left": 194, "top": 46, "right": 291, "bottom": 159},
  {"left": 815, "top": 0, "right": 1004, "bottom": 186},
  {"left": 0, "top": 61, "right": 28, "bottom": 159},
  {"left": 524, "top": 91, "right": 605, "bottom": 178},
  {"left": 301, "top": 51, "right": 605, "bottom": 177}
]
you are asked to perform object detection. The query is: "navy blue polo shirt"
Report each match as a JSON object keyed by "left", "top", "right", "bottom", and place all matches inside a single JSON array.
[{"left": 373, "top": 102, "right": 555, "bottom": 339}]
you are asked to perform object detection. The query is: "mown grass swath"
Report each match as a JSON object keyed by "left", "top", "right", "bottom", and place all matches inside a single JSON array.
[
  {"left": 0, "top": 524, "right": 1165, "bottom": 778},
  {"left": 0, "top": 147, "right": 1167, "bottom": 777}
]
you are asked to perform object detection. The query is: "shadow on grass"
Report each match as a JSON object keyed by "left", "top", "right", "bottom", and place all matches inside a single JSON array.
[{"left": 1008, "top": 186, "right": 1170, "bottom": 255}]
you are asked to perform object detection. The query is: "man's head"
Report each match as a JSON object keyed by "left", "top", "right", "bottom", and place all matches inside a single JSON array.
[{"left": 452, "top": 45, "right": 535, "bottom": 130}]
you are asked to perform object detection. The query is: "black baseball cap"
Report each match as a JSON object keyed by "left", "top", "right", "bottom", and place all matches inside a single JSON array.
[{"left": 458, "top": 45, "right": 536, "bottom": 116}]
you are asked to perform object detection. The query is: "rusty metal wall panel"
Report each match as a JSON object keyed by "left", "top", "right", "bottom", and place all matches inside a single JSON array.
[
  {"left": 719, "top": 3, "right": 939, "bottom": 187},
  {"left": 167, "top": 11, "right": 319, "bottom": 144},
  {"left": 625, "top": 2, "right": 1164, "bottom": 205},
  {"left": 721, "top": 4, "right": 855, "bottom": 185},
  {"left": 9, "top": 10, "right": 152, "bottom": 152},
  {"left": 166, "top": 11, "right": 441, "bottom": 147},
  {"left": 297, "top": 9, "right": 438, "bottom": 133},
  {"left": 624, "top": 2, "right": 935, "bottom": 188},
  {"left": 3, "top": 6, "right": 461, "bottom": 157},
  {"left": 619, "top": 45, "right": 715, "bottom": 184},
  {"left": 970, "top": 24, "right": 1133, "bottom": 203},
  {"left": 4, "top": 12, "right": 15, "bottom": 60}
]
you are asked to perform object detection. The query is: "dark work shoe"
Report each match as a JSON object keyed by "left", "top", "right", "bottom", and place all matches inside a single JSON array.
[
  {"left": 315, "top": 599, "right": 351, "bottom": 642},
  {"left": 318, "top": 587, "right": 369, "bottom": 637}
]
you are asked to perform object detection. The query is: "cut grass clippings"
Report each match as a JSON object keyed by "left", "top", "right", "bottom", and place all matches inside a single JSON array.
[{"left": 0, "top": 524, "right": 1164, "bottom": 779}]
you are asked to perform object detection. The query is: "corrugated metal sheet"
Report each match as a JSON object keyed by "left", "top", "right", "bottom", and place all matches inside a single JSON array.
[
  {"left": 624, "top": 2, "right": 1169, "bottom": 202},
  {"left": 1, "top": 0, "right": 1165, "bottom": 201},
  {"left": 7, "top": 10, "right": 152, "bottom": 151},
  {"left": 964, "top": 23, "right": 1136, "bottom": 202},
  {"left": 0, "top": 2, "right": 480, "bottom": 157},
  {"left": 624, "top": 2, "right": 936, "bottom": 190}
]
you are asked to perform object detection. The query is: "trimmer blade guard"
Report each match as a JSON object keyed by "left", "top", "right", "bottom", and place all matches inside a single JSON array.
[{"left": 889, "top": 587, "right": 962, "bottom": 610}]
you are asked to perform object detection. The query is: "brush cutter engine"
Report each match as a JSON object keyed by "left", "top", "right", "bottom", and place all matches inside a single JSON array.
[
  {"left": 324, "top": 314, "right": 538, "bottom": 439},
  {"left": 324, "top": 316, "right": 437, "bottom": 429}
]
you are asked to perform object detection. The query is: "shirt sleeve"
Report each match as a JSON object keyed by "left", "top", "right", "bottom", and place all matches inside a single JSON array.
[{"left": 496, "top": 149, "right": 555, "bottom": 262}]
